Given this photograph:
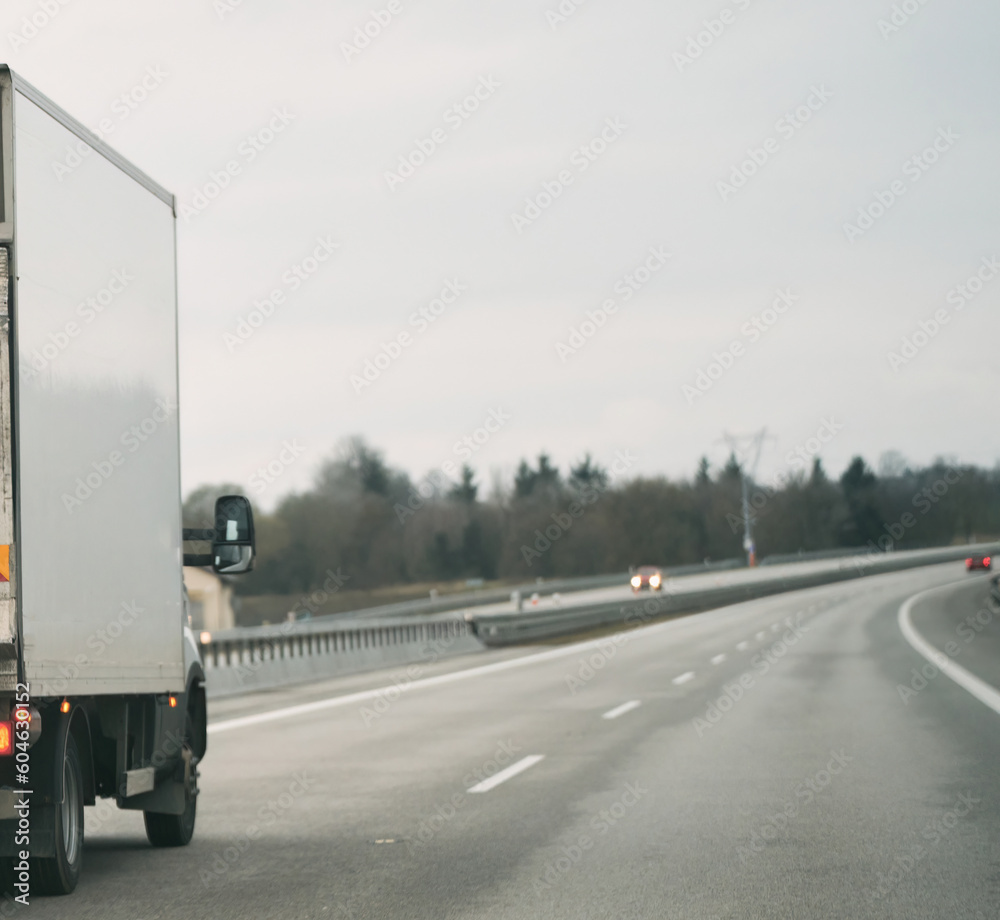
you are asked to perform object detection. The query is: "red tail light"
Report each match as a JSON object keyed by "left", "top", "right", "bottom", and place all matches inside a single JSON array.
[{"left": 0, "top": 722, "right": 11, "bottom": 756}]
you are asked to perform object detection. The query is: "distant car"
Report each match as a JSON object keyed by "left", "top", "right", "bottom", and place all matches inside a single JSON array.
[
  {"left": 631, "top": 566, "right": 663, "bottom": 592},
  {"left": 966, "top": 553, "right": 992, "bottom": 571}
]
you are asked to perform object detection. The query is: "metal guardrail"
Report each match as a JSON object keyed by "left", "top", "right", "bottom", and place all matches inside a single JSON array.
[
  {"left": 200, "top": 613, "right": 481, "bottom": 698},
  {"left": 467, "top": 544, "right": 1000, "bottom": 646},
  {"left": 201, "top": 613, "right": 471, "bottom": 669}
]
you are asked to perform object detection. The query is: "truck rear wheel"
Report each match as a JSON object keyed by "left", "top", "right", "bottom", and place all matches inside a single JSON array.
[
  {"left": 33, "top": 734, "right": 84, "bottom": 895},
  {"left": 143, "top": 712, "right": 197, "bottom": 847}
]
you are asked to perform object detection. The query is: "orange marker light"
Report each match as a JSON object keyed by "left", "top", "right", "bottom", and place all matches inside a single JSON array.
[
  {"left": 13, "top": 708, "right": 28, "bottom": 723},
  {"left": 168, "top": 696, "right": 177, "bottom": 708},
  {"left": 0, "top": 722, "right": 11, "bottom": 755},
  {"left": 60, "top": 700, "right": 71, "bottom": 714}
]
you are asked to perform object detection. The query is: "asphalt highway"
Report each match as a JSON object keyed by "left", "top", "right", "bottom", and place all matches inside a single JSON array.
[{"left": 27, "top": 561, "right": 1000, "bottom": 918}]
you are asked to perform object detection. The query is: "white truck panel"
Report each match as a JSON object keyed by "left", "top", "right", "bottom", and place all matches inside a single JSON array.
[{"left": 13, "top": 89, "right": 185, "bottom": 696}]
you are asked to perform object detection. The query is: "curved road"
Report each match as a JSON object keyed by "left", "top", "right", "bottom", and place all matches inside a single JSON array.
[{"left": 27, "top": 561, "right": 1000, "bottom": 918}]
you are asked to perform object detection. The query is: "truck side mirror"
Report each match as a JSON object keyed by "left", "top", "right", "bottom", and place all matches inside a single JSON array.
[{"left": 213, "top": 495, "right": 255, "bottom": 575}]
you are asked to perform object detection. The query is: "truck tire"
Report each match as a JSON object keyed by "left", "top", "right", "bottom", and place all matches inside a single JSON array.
[
  {"left": 33, "top": 734, "right": 84, "bottom": 895},
  {"left": 143, "top": 712, "right": 197, "bottom": 847}
]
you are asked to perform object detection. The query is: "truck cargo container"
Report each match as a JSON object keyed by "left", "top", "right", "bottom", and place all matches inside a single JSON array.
[{"left": 0, "top": 66, "right": 255, "bottom": 897}]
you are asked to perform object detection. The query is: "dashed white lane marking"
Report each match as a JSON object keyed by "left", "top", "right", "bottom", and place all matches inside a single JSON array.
[
  {"left": 771, "top": 623, "right": 780, "bottom": 632},
  {"left": 755, "top": 631, "right": 766, "bottom": 640},
  {"left": 602, "top": 700, "right": 642, "bottom": 720},
  {"left": 468, "top": 755, "right": 545, "bottom": 793},
  {"left": 673, "top": 671, "right": 695, "bottom": 686},
  {"left": 711, "top": 654, "right": 726, "bottom": 665},
  {"left": 898, "top": 585, "right": 1000, "bottom": 717},
  {"left": 737, "top": 641, "right": 750, "bottom": 651}
]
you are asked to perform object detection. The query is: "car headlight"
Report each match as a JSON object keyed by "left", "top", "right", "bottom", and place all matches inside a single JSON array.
[
  {"left": 649, "top": 574, "right": 661, "bottom": 588},
  {"left": 630, "top": 575, "right": 641, "bottom": 588}
]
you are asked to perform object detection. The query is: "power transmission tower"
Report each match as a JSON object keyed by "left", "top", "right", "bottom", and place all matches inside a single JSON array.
[{"left": 721, "top": 428, "right": 772, "bottom": 567}]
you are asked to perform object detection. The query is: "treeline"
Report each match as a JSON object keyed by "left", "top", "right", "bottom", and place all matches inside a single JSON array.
[{"left": 182, "top": 439, "right": 1000, "bottom": 597}]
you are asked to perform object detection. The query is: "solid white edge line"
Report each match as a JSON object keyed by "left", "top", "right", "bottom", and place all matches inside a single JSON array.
[
  {"left": 467, "top": 755, "right": 545, "bottom": 793},
  {"left": 672, "top": 671, "right": 695, "bottom": 685},
  {"left": 602, "top": 700, "right": 641, "bottom": 720},
  {"left": 898, "top": 582, "right": 1000, "bottom": 717},
  {"left": 711, "top": 653, "right": 726, "bottom": 665}
]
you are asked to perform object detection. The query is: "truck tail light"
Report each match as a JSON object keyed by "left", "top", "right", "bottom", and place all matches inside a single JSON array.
[{"left": 0, "top": 721, "right": 11, "bottom": 755}]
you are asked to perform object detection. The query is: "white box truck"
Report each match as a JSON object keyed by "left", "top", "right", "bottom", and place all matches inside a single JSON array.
[{"left": 0, "top": 67, "right": 256, "bottom": 897}]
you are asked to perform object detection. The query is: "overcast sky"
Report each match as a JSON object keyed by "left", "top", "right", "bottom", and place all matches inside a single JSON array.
[{"left": 6, "top": 0, "right": 999, "bottom": 506}]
